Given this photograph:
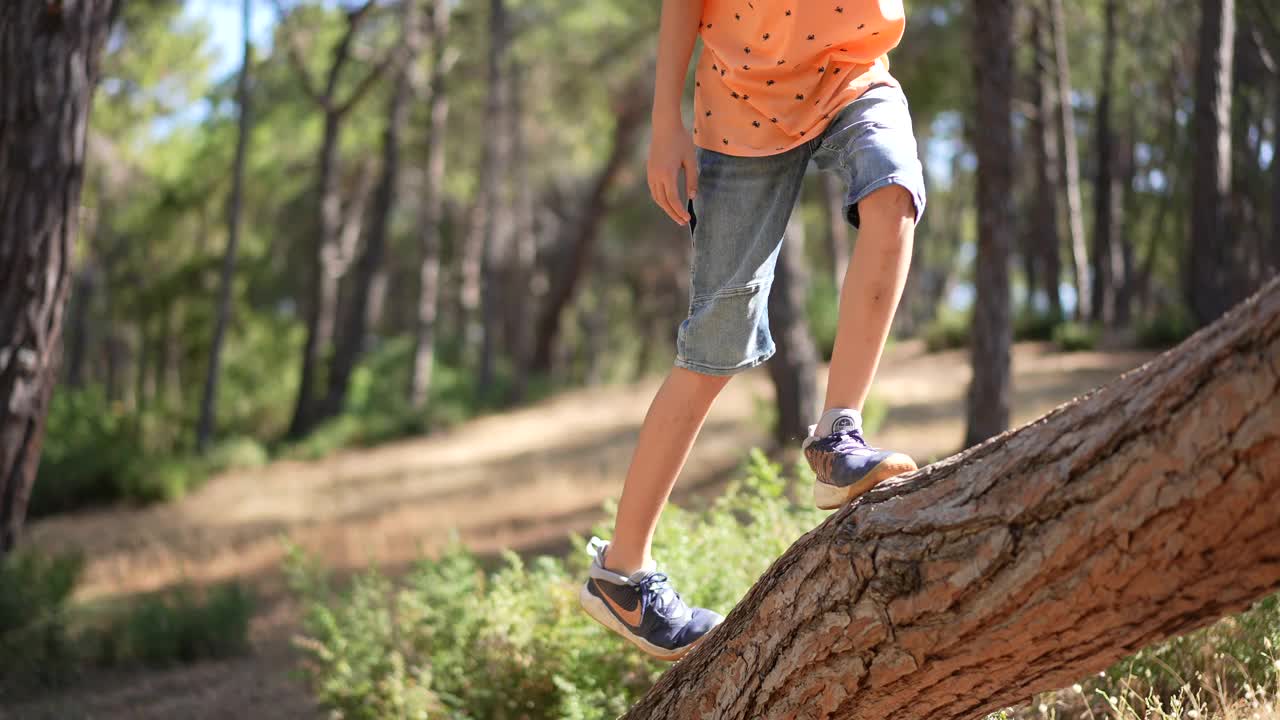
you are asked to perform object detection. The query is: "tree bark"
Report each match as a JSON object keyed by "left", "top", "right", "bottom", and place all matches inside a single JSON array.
[
  {"left": 767, "top": 215, "right": 819, "bottom": 446},
  {"left": 323, "top": 0, "right": 421, "bottom": 420},
  {"left": 623, "top": 277, "right": 1280, "bottom": 720},
  {"left": 1188, "top": 0, "right": 1238, "bottom": 327},
  {"left": 0, "top": 0, "right": 118, "bottom": 554},
  {"left": 197, "top": 0, "right": 253, "bottom": 452},
  {"left": 1048, "top": 0, "right": 1090, "bottom": 321},
  {"left": 964, "top": 0, "right": 1014, "bottom": 448},
  {"left": 408, "top": 0, "right": 455, "bottom": 411}
]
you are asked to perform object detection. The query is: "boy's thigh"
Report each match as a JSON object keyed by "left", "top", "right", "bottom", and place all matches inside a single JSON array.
[
  {"left": 675, "top": 146, "right": 809, "bottom": 376},
  {"left": 813, "top": 83, "right": 927, "bottom": 228}
]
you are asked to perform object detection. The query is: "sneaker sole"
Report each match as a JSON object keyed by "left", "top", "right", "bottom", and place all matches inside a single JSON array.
[
  {"left": 814, "top": 453, "right": 917, "bottom": 510},
  {"left": 578, "top": 584, "right": 710, "bottom": 662}
]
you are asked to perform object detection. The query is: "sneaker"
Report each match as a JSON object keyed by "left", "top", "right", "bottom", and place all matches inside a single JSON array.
[
  {"left": 803, "top": 410, "right": 917, "bottom": 510},
  {"left": 578, "top": 537, "right": 723, "bottom": 662}
]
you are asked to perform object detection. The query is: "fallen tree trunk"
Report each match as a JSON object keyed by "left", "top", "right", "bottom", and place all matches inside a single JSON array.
[{"left": 624, "top": 278, "right": 1280, "bottom": 720}]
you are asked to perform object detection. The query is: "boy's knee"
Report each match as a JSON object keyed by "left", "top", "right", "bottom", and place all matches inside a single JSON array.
[{"left": 857, "top": 184, "right": 918, "bottom": 229}]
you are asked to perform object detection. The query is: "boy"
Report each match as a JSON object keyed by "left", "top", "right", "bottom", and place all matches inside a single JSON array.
[{"left": 579, "top": 0, "right": 925, "bottom": 661}]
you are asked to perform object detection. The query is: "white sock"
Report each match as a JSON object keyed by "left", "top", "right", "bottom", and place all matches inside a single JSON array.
[{"left": 813, "top": 407, "right": 863, "bottom": 438}]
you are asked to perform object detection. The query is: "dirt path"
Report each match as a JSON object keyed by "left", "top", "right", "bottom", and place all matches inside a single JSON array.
[{"left": 6, "top": 342, "right": 1155, "bottom": 719}]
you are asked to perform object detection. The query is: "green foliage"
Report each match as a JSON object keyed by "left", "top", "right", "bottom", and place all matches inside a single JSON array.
[
  {"left": 1136, "top": 304, "right": 1196, "bottom": 349},
  {"left": 0, "top": 548, "right": 254, "bottom": 689},
  {"left": 35, "top": 389, "right": 273, "bottom": 516},
  {"left": 0, "top": 550, "right": 85, "bottom": 685},
  {"left": 107, "top": 583, "right": 255, "bottom": 667},
  {"left": 32, "top": 388, "right": 142, "bottom": 516},
  {"left": 923, "top": 308, "right": 971, "bottom": 353},
  {"left": 1051, "top": 322, "right": 1099, "bottom": 353},
  {"left": 286, "top": 450, "right": 828, "bottom": 719}
]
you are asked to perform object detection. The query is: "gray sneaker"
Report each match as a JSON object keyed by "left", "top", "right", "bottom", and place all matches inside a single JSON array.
[
  {"left": 803, "top": 413, "right": 916, "bottom": 510},
  {"left": 578, "top": 537, "right": 723, "bottom": 661}
]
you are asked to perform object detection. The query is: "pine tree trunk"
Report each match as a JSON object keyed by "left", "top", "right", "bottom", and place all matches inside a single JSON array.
[
  {"left": 767, "top": 215, "right": 819, "bottom": 445},
  {"left": 1031, "top": 5, "right": 1064, "bottom": 321},
  {"left": 0, "top": 0, "right": 118, "bottom": 554},
  {"left": 478, "top": 0, "right": 514, "bottom": 392},
  {"left": 622, "top": 278, "right": 1280, "bottom": 720},
  {"left": 505, "top": 61, "right": 538, "bottom": 404},
  {"left": 197, "top": 0, "right": 253, "bottom": 452},
  {"left": 964, "top": 0, "right": 1014, "bottom": 448},
  {"left": 1048, "top": 0, "right": 1091, "bottom": 321},
  {"left": 1188, "top": 0, "right": 1237, "bottom": 327},
  {"left": 323, "top": 0, "right": 421, "bottom": 420},
  {"left": 1091, "top": 0, "right": 1120, "bottom": 326},
  {"left": 530, "top": 74, "right": 652, "bottom": 372},
  {"left": 408, "top": 0, "right": 454, "bottom": 411},
  {"left": 279, "top": 0, "right": 384, "bottom": 438}
]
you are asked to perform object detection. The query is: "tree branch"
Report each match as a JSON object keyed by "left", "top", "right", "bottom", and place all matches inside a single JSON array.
[{"left": 623, "top": 278, "right": 1280, "bottom": 720}]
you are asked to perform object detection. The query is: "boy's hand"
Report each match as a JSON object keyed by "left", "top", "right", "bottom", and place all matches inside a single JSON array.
[{"left": 647, "top": 118, "right": 698, "bottom": 226}]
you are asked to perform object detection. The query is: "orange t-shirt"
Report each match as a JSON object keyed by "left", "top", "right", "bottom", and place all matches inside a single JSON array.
[{"left": 693, "top": 0, "right": 906, "bottom": 157}]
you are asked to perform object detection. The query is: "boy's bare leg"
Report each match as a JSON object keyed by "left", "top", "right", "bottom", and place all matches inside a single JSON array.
[
  {"left": 823, "top": 185, "right": 916, "bottom": 413},
  {"left": 604, "top": 366, "right": 731, "bottom": 575}
]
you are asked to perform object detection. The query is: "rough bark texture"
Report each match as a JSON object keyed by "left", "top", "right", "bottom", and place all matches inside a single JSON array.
[
  {"left": 197, "top": 0, "right": 253, "bottom": 452},
  {"left": 964, "top": 0, "right": 1014, "bottom": 447},
  {"left": 767, "top": 215, "right": 819, "bottom": 446},
  {"left": 1048, "top": 0, "right": 1090, "bottom": 321},
  {"left": 0, "top": 0, "right": 118, "bottom": 553},
  {"left": 1188, "top": 0, "right": 1237, "bottom": 327},
  {"left": 623, "top": 277, "right": 1280, "bottom": 720}
]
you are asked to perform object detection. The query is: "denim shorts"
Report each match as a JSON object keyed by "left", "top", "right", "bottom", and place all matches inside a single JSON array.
[{"left": 674, "top": 83, "right": 926, "bottom": 377}]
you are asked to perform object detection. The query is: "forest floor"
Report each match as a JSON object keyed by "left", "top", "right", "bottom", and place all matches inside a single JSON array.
[{"left": 5, "top": 341, "right": 1156, "bottom": 720}]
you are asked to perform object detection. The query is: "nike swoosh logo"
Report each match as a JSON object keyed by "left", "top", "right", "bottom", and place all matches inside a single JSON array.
[{"left": 594, "top": 579, "right": 644, "bottom": 628}]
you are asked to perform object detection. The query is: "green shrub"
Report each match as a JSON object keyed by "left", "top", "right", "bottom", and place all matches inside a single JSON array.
[
  {"left": 922, "top": 309, "right": 971, "bottom": 353},
  {"left": 110, "top": 582, "right": 255, "bottom": 666},
  {"left": 32, "top": 388, "right": 142, "bottom": 517},
  {"left": 1136, "top": 303, "right": 1196, "bottom": 349},
  {"left": 0, "top": 550, "right": 85, "bottom": 684},
  {"left": 286, "top": 450, "right": 828, "bottom": 719},
  {"left": 1051, "top": 321, "right": 1099, "bottom": 352}
]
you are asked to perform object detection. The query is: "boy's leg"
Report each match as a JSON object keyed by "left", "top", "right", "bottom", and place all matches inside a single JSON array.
[
  {"left": 581, "top": 144, "right": 811, "bottom": 660},
  {"left": 805, "top": 84, "right": 926, "bottom": 508},
  {"left": 824, "top": 184, "right": 916, "bottom": 413},
  {"left": 605, "top": 366, "right": 731, "bottom": 575}
]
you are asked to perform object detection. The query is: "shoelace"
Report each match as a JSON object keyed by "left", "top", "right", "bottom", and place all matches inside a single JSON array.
[
  {"left": 636, "top": 572, "right": 680, "bottom": 616},
  {"left": 823, "top": 427, "right": 874, "bottom": 454}
]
